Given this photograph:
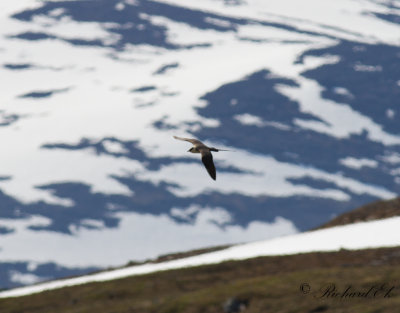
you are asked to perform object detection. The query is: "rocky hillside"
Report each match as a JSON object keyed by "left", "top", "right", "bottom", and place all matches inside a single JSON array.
[{"left": 0, "top": 246, "right": 399, "bottom": 313}]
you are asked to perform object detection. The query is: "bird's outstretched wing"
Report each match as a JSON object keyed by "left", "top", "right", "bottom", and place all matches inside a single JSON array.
[
  {"left": 200, "top": 150, "right": 216, "bottom": 180},
  {"left": 173, "top": 136, "right": 204, "bottom": 147}
]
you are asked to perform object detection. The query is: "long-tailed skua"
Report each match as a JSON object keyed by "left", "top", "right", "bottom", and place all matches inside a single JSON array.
[{"left": 173, "top": 136, "right": 229, "bottom": 180}]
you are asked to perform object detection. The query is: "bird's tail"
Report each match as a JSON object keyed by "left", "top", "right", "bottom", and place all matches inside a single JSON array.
[{"left": 213, "top": 148, "right": 233, "bottom": 152}]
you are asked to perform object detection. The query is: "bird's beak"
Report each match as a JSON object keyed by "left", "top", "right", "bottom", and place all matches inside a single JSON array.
[{"left": 187, "top": 149, "right": 191, "bottom": 152}]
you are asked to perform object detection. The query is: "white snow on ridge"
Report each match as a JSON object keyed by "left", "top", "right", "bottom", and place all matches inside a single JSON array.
[{"left": 1, "top": 216, "right": 399, "bottom": 298}]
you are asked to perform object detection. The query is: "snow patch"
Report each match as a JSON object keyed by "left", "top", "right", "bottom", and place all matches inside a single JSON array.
[
  {"left": 339, "top": 157, "right": 378, "bottom": 169},
  {"left": 279, "top": 77, "right": 400, "bottom": 145},
  {"left": 234, "top": 113, "right": 291, "bottom": 130},
  {"left": 9, "top": 271, "right": 44, "bottom": 286},
  {"left": 0, "top": 211, "right": 298, "bottom": 268}
]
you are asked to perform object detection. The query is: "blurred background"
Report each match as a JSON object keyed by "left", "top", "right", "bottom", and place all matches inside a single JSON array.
[{"left": 0, "top": 0, "right": 399, "bottom": 289}]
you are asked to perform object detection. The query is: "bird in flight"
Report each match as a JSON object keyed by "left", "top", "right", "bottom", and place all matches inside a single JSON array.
[{"left": 173, "top": 136, "right": 229, "bottom": 180}]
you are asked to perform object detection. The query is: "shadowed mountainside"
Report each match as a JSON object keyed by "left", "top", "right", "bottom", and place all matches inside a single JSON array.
[{"left": 317, "top": 197, "right": 400, "bottom": 229}]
